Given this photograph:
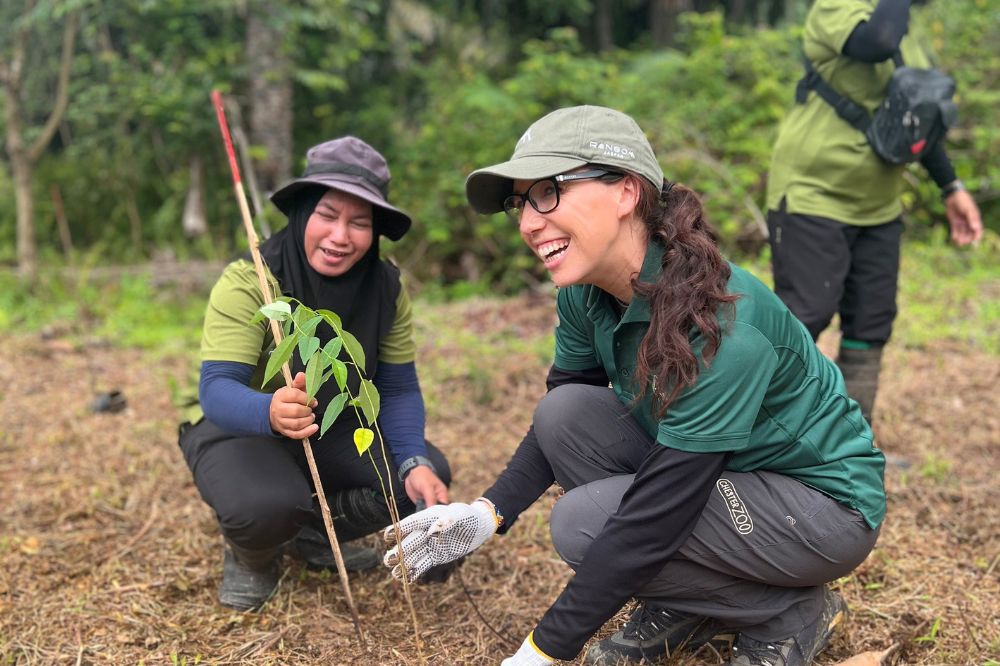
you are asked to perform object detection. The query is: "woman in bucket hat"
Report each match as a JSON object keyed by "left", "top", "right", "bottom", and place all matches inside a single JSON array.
[
  {"left": 383, "top": 106, "right": 885, "bottom": 666},
  {"left": 178, "top": 136, "right": 452, "bottom": 611}
]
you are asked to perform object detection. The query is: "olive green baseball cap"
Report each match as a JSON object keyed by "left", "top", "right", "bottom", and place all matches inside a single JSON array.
[{"left": 465, "top": 105, "right": 664, "bottom": 214}]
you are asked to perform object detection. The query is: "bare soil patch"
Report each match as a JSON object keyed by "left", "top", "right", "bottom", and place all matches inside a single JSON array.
[{"left": 1, "top": 293, "right": 997, "bottom": 664}]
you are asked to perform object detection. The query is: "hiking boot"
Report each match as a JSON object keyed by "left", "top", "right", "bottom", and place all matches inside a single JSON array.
[
  {"left": 287, "top": 525, "right": 380, "bottom": 572},
  {"left": 218, "top": 544, "right": 281, "bottom": 612},
  {"left": 726, "top": 588, "right": 848, "bottom": 666},
  {"left": 836, "top": 346, "right": 883, "bottom": 425},
  {"left": 583, "top": 602, "right": 735, "bottom": 665}
]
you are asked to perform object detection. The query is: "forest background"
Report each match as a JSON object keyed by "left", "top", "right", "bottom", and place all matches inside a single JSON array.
[{"left": 2, "top": 0, "right": 999, "bottom": 292}]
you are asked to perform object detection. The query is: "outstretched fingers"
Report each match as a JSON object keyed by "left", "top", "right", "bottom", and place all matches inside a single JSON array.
[{"left": 384, "top": 531, "right": 436, "bottom": 582}]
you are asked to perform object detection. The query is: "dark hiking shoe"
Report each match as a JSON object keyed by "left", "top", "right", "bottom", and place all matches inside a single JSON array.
[
  {"left": 287, "top": 525, "right": 380, "bottom": 572},
  {"left": 218, "top": 547, "right": 281, "bottom": 612},
  {"left": 583, "top": 603, "right": 735, "bottom": 665},
  {"left": 726, "top": 588, "right": 848, "bottom": 666}
]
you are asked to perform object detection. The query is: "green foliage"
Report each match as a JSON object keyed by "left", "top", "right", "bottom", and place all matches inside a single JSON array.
[
  {"left": 2, "top": 0, "right": 998, "bottom": 296},
  {"left": 893, "top": 231, "right": 1000, "bottom": 354},
  {"left": 0, "top": 267, "right": 204, "bottom": 352},
  {"left": 256, "top": 297, "right": 378, "bottom": 444}
]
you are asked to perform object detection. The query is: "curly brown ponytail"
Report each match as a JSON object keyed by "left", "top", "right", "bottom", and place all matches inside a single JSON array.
[{"left": 631, "top": 177, "right": 738, "bottom": 417}]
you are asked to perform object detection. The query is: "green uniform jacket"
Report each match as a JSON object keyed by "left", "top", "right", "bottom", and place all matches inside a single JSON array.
[{"left": 553, "top": 243, "right": 887, "bottom": 528}]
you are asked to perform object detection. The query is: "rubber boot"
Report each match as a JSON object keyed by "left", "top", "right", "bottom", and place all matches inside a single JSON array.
[
  {"left": 836, "top": 346, "right": 882, "bottom": 425},
  {"left": 218, "top": 541, "right": 282, "bottom": 611}
]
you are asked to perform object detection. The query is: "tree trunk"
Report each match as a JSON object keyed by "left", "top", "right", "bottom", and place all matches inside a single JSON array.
[
  {"left": 650, "top": 0, "right": 692, "bottom": 49},
  {"left": 246, "top": 4, "right": 293, "bottom": 196},
  {"left": 13, "top": 160, "right": 36, "bottom": 280},
  {"left": 729, "top": 0, "right": 749, "bottom": 24},
  {"left": 1, "top": 6, "right": 79, "bottom": 281},
  {"left": 594, "top": 0, "right": 614, "bottom": 52},
  {"left": 51, "top": 184, "right": 74, "bottom": 262},
  {"left": 183, "top": 156, "right": 208, "bottom": 237}
]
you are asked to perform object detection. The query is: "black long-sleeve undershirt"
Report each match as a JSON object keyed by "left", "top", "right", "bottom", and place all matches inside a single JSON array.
[{"left": 842, "top": 0, "right": 912, "bottom": 62}]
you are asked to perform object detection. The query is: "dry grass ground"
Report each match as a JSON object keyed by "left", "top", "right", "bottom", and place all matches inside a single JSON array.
[{"left": 1, "top": 292, "right": 997, "bottom": 665}]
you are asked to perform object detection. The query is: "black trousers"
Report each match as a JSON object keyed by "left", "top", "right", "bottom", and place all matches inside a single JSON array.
[
  {"left": 767, "top": 203, "right": 903, "bottom": 345},
  {"left": 179, "top": 417, "right": 451, "bottom": 551}
]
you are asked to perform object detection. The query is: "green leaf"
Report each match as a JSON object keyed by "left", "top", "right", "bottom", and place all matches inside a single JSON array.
[
  {"left": 353, "top": 378, "right": 380, "bottom": 426},
  {"left": 259, "top": 300, "right": 292, "bottom": 321},
  {"left": 331, "top": 358, "right": 348, "bottom": 390},
  {"left": 353, "top": 427, "right": 374, "bottom": 456},
  {"left": 320, "top": 393, "right": 349, "bottom": 437},
  {"left": 317, "top": 309, "right": 342, "bottom": 330},
  {"left": 298, "top": 335, "right": 320, "bottom": 366},
  {"left": 262, "top": 332, "right": 298, "bottom": 387},
  {"left": 300, "top": 314, "right": 324, "bottom": 337},
  {"left": 321, "top": 337, "right": 343, "bottom": 364},
  {"left": 304, "top": 350, "right": 323, "bottom": 401},
  {"left": 339, "top": 329, "right": 366, "bottom": 373}
]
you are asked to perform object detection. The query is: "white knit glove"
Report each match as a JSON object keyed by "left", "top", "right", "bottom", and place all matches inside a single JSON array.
[
  {"left": 501, "top": 633, "right": 555, "bottom": 665},
  {"left": 383, "top": 499, "right": 498, "bottom": 582}
]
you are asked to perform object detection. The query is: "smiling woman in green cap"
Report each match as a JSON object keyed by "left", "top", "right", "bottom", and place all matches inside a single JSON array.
[
  {"left": 178, "top": 136, "right": 454, "bottom": 612},
  {"left": 383, "top": 106, "right": 886, "bottom": 666}
]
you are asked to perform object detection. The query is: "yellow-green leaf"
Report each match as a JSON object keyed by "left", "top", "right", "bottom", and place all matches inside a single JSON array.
[{"left": 353, "top": 427, "right": 374, "bottom": 455}]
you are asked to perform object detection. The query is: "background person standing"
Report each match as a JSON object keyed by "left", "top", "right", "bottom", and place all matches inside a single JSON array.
[{"left": 765, "top": 0, "right": 982, "bottom": 424}]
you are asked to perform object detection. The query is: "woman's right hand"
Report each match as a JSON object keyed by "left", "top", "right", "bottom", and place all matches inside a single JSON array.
[
  {"left": 382, "top": 500, "right": 498, "bottom": 582},
  {"left": 269, "top": 372, "right": 319, "bottom": 439}
]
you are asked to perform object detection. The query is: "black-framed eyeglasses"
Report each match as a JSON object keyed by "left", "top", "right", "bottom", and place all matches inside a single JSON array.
[{"left": 503, "top": 168, "right": 624, "bottom": 222}]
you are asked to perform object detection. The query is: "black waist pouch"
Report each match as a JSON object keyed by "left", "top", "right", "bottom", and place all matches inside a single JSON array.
[{"left": 796, "top": 51, "right": 958, "bottom": 165}]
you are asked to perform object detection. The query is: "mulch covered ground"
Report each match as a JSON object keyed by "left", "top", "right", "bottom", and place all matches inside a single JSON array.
[{"left": 1, "top": 292, "right": 997, "bottom": 665}]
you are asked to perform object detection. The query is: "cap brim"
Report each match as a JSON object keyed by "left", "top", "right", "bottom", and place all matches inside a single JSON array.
[
  {"left": 465, "top": 155, "right": 588, "bottom": 214},
  {"left": 270, "top": 177, "right": 412, "bottom": 241}
]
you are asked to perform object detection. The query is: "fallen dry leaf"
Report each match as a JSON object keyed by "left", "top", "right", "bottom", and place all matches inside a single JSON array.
[{"left": 833, "top": 645, "right": 898, "bottom": 666}]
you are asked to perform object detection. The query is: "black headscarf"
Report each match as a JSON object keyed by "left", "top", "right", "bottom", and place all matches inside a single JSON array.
[{"left": 258, "top": 186, "right": 401, "bottom": 433}]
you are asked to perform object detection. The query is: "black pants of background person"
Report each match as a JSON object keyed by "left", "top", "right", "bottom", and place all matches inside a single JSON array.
[
  {"left": 766, "top": 204, "right": 903, "bottom": 345},
  {"left": 178, "top": 416, "right": 451, "bottom": 552}
]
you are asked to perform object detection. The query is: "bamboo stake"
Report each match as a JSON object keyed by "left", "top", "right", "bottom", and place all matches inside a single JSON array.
[{"left": 210, "top": 90, "right": 365, "bottom": 648}]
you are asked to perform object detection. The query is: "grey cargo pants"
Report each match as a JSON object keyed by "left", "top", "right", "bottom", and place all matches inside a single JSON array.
[{"left": 541, "top": 384, "right": 879, "bottom": 641}]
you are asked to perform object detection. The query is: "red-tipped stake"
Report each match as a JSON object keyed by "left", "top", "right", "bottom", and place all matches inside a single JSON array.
[{"left": 210, "top": 89, "right": 366, "bottom": 649}]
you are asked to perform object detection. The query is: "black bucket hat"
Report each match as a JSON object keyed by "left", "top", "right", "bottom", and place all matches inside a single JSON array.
[{"left": 270, "top": 136, "right": 412, "bottom": 241}]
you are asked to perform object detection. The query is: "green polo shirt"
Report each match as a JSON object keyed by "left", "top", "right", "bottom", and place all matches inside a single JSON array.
[
  {"left": 181, "top": 259, "right": 415, "bottom": 423},
  {"left": 553, "top": 243, "right": 886, "bottom": 528},
  {"left": 766, "top": 0, "right": 933, "bottom": 225}
]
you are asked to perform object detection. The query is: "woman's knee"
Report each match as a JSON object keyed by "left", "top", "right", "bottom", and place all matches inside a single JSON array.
[
  {"left": 534, "top": 384, "right": 606, "bottom": 455},
  {"left": 549, "top": 486, "right": 596, "bottom": 569},
  {"left": 550, "top": 476, "right": 631, "bottom": 568}
]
